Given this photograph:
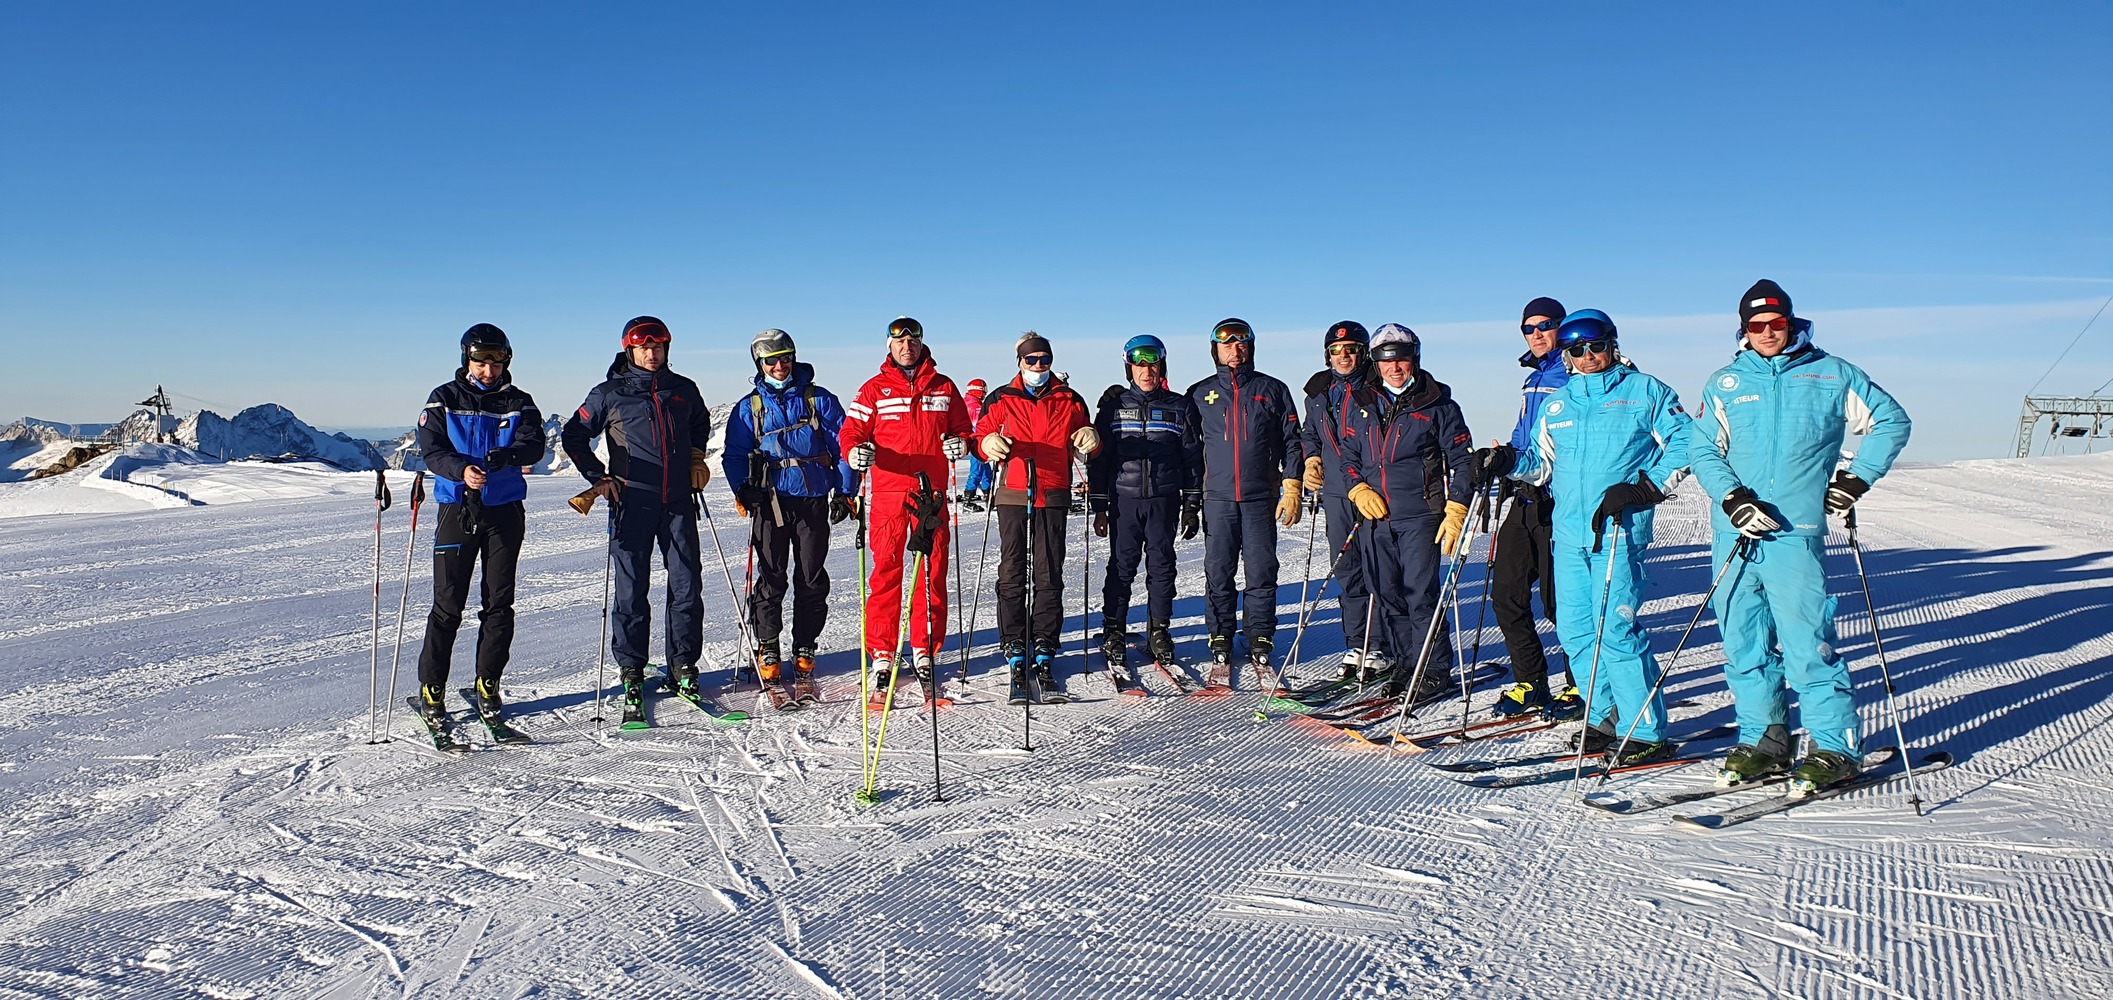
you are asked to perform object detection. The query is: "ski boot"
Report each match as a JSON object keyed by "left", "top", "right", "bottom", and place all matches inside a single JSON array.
[
  {"left": 1101, "top": 629, "right": 1128, "bottom": 670},
  {"left": 1360, "top": 650, "right": 1391, "bottom": 685},
  {"left": 913, "top": 650, "right": 946, "bottom": 706},
  {"left": 1205, "top": 634, "right": 1233, "bottom": 690},
  {"left": 670, "top": 661, "right": 703, "bottom": 700},
  {"left": 1004, "top": 642, "right": 1031, "bottom": 706},
  {"left": 619, "top": 665, "right": 648, "bottom": 729},
  {"left": 1716, "top": 725, "right": 1794, "bottom": 787},
  {"left": 1147, "top": 624, "right": 1178, "bottom": 667},
  {"left": 469, "top": 676, "right": 504, "bottom": 718},
  {"left": 791, "top": 646, "right": 821, "bottom": 705},
  {"left": 867, "top": 652, "right": 895, "bottom": 710},
  {"left": 1247, "top": 634, "right": 1277, "bottom": 692},
  {"left": 1490, "top": 682, "right": 1549, "bottom": 719},
  {"left": 1570, "top": 717, "right": 1617, "bottom": 756},
  {"left": 1339, "top": 650, "right": 1362, "bottom": 682},
  {"left": 1606, "top": 737, "right": 1675, "bottom": 767},
  {"left": 755, "top": 639, "right": 783, "bottom": 684},
  {"left": 1033, "top": 645, "right": 1068, "bottom": 704},
  {"left": 408, "top": 683, "right": 467, "bottom": 752},
  {"left": 416, "top": 683, "right": 448, "bottom": 721},
  {"left": 1546, "top": 685, "right": 1586, "bottom": 722},
  {"left": 1789, "top": 749, "right": 1862, "bottom": 796}
]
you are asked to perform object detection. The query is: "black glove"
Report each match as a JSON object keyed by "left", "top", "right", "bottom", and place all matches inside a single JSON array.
[
  {"left": 1592, "top": 473, "right": 1667, "bottom": 550},
  {"left": 1824, "top": 471, "right": 1869, "bottom": 515},
  {"left": 1722, "top": 487, "right": 1782, "bottom": 539},
  {"left": 735, "top": 484, "right": 769, "bottom": 515},
  {"left": 483, "top": 446, "right": 524, "bottom": 469},
  {"left": 1179, "top": 492, "right": 1202, "bottom": 540},
  {"left": 904, "top": 482, "right": 946, "bottom": 555},
  {"left": 828, "top": 492, "right": 860, "bottom": 525},
  {"left": 1470, "top": 445, "right": 1517, "bottom": 486}
]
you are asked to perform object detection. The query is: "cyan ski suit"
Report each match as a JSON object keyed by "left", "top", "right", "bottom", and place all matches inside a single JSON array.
[
  {"left": 1509, "top": 362, "right": 1691, "bottom": 743},
  {"left": 1689, "top": 330, "right": 1910, "bottom": 756}
]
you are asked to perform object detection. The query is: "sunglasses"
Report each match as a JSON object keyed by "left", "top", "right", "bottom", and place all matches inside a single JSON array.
[
  {"left": 1125, "top": 346, "right": 1164, "bottom": 365},
  {"left": 1021, "top": 354, "right": 1053, "bottom": 368},
  {"left": 1563, "top": 340, "right": 1614, "bottom": 358},
  {"left": 1521, "top": 319, "right": 1560, "bottom": 335},
  {"left": 758, "top": 353, "right": 795, "bottom": 366},
  {"left": 1744, "top": 316, "right": 1790, "bottom": 335},
  {"left": 466, "top": 347, "right": 510, "bottom": 363},
  {"left": 1327, "top": 343, "right": 1363, "bottom": 358}
]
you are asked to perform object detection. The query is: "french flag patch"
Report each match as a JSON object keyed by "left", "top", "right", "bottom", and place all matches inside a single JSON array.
[{"left": 1748, "top": 297, "right": 1781, "bottom": 309}]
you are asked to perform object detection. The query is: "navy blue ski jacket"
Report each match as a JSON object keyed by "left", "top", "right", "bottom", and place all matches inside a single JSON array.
[
  {"left": 1298, "top": 365, "right": 1373, "bottom": 499},
  {"left": 417, "top": 371, "right": 545, "bottom": 505},
  {"left": 1338, "top": 370, "right": 1474, "bottom": 518},
  {"left": 720, "top": 362, "right": 859, "bottom": 499},
  {"left": 1087, "top": 382, "right": 1202, "bottom": 510},
  {"left": 1185, "top": 359, "right": 1303, "bottom": 503},
  {"left": 561, "top": 353, "right": 713, "bottom": 508}
]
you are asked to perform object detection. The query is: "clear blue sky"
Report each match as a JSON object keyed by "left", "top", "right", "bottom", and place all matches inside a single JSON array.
[{"left": 3, "top": 3, "right": 2108, "bottom": 460}]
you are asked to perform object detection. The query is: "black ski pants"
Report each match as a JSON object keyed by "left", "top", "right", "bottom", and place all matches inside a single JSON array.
[
  {"left": 1366, "top": 513, "right": 1452, "bottom": 686},
  {"left": 1203, "top": 498, "right": 1279, "bottom": 643},
  {"left": 417, "top": 500, "right": 525, "bottom": 688},
  {"left": 1491, "top": 491, "right": 1560, "bottom": 689},
  {"left": 996, "top": 502, "right": 1067, "bottom": 651},
  {"left": 1099, "top": 493, "right": 1178, "bottom": 633},
  {"left": 746, "top": 495, "right": 831, "bottom": 652}
]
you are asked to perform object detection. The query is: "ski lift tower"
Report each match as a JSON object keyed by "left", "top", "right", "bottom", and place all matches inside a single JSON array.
[
  {"left": 2015, "top": 395, "right": 2113, "bottom": 457},
  {"left": 138, "top": 385, "right": 174, "bottom": 443}
]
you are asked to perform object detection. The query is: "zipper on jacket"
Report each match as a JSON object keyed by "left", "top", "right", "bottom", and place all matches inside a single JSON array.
[{"left": 650, "top": 371, "right": 670, "bottom": 505}]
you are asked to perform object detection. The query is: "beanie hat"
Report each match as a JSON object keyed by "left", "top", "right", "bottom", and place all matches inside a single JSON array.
[
  {"left": 1016, "top": 332, "right": 1053, "bottom": 360},
  {"left": 966, "top": 378, "right": 986, "bottom": 393},
  {"left": 1369, "top": 323, "right": 1420, "bottom": 361},
  {"left": 1522, "top": 297, "right": 1566, "bottom": 325},
  {"left": 1739, "top": 279, "right": 1792, "bottom": 323}
]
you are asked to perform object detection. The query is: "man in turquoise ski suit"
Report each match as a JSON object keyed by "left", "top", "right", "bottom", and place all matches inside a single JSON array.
[
  {"left": 1478, "top": 309, "right": 1691, "bottom": 761},
  {"left": 1689, "top": 279, "right": 1911, "bottom": 788}
]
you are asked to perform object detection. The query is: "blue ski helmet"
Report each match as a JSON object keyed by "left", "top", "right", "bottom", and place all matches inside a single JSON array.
[
  {"left": 1555, "top": 309, "right": 1617, "bottom": 350},
  {"left": 460, "top": 323, "right": 511, "bottom": 367}
]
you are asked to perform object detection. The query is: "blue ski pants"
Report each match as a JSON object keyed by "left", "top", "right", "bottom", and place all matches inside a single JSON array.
[
  {"left": 1323, "top": 494, "right": 1377, "bottom": 655},
  {"left": 1710, "top": 532, "right": 1858, "bottom": 756},
  {"left": 1203, "top": 498, "right": 1279, "bottom": 642},
  {"left": 1366, "top": 515, "right": 1448, "bottom": 679},
  {"left": 611, "top": 497, "right": 705, "bottom": 671},
  {"left": 1554, "top": 532, "right": 1668, "bottom": 743}
]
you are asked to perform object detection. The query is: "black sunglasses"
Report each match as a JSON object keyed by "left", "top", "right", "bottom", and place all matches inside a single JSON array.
[{"left": 1563, "top": 340, "right": 1614, "bottom": 358}]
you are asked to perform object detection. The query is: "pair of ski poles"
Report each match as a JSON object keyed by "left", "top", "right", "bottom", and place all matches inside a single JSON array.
[{"left": 366, "top": 470, "right": 426, "bottom": 743}]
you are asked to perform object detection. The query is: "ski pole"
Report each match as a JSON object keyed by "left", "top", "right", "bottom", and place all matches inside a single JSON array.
[
  {"left": 1570, "top": 522, "right": 1623, "bottom": 792},
  {"left": 1079, "top": 490, "right": 1092, "bottom": 674},
  {"left": 1287, "top": 514, "right": 1365, "bottom": 679},
  {"left": 1600, "top": 535, "right": 1752, "bottom": 786},
  {"left": 1387, "top": 487, "right": 1490, "bottom": 727},
  {"left": 959, "top": 459, "right": 1004, "bottom": 686},
  {"left": 366, "top": 470, "right": 393, "bottom": 739},
  {"left": 951, "top": 463, "right": 965, "bottom": 688},
  {"left": 857, "top": 476, "right": 872, "bottom": 770},
  {"left": 1845, "top": 508, "right": 1925, "bottom": 816},
  {"left": 699, "top": 491, "right": 762, "bottom": 688},
  {"left": 1021, "top": 455, "right": 1037, "bottom": 752},
  {"left": 1465, "top": 487, "right": 1503, "bottom": 683},
  {"left": 860, "top": 549, "right": 926, "bottom": 803},
  {"left": 926, "top": 474, "right": 948, "bottom": 803},
  {"left": 1453, "top": 487, "right": 1503, "bottom": 731},
  {"left": 375, "top": 471, "right": 426, "bottom": 743},
  {"left": 593, "top": 492, "right": 617, "bottom": 733},
  {"left": 1286, "top": 494, "right": 1323, "bottom": 671}
]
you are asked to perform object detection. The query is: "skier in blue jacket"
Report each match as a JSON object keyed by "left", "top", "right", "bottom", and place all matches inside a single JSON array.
[
  {"left": 1487, "top": 297, "right": 1576, "bottom": 720},
  {"left": 1475, "top": 309, "right": 1692, "bottom": 763},
  {"left": 1297, "top": 321, "right": 1385, "bottom": 681},
  {"left": 412, "top": 323, "right": 545, "bottom": 723},
  {"left": 561, "top": 316, "right": 717, "bottom": 721},
  {"left": 720, "top": 329, "right": 860, "bottom": 706},
  {"left": 1690, "top": 279, "right": 1911, "bottom": 792},
  {"left": 1337, "top": 324, "right": 1475, "bottom": 702},
  {"left": 1089, "top": 334, "right": 1203, "bottom": 680}
]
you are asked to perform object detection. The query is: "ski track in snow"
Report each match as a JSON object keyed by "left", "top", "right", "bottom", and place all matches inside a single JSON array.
[{"left": 2, "top": 462, "right": 2112, "bottom": 998}]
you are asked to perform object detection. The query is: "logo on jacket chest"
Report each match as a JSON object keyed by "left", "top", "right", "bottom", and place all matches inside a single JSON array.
[
  {"left": 1204, "top": 390, "right": 1221, "bottom": 405},
  {"left": 1545, "top": 400, "right": 1565, "bottom": 417},
  {"left": 1718, "top": 375, "right": 1740, "bottom": 391}
]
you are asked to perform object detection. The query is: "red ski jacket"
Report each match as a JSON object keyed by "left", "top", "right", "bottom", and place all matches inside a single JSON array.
[
  {"left": 974, "top": 374, "right": 1092, "bottom": 507},
  {"left": 840, "top": 353, "right": 971, "bottom": 496}
]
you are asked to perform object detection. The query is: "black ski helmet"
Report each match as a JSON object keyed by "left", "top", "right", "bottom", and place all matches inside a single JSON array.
[
  {"left": 1323, "top": 320, "right": 1368, "bottom": 361},
  {"left": 750, "top": 328, "right": 796, "bottom": 372},
  {"left": 460, "top": 323, "right": 511, "bottom": 367}
]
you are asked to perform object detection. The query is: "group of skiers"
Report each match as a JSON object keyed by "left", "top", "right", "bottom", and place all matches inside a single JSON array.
[{"left": 403, "top": 276, "right": 1910, "bottom": 794}]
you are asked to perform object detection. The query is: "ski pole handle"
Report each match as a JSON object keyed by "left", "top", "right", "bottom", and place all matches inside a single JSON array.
[{"left": 410, "top": 470, "right": 426, "bottom": 507}]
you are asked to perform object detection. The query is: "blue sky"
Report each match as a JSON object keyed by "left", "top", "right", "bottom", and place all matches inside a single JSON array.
[{"left": 3, "top": 3, "right": 2108, "bottom": 460}]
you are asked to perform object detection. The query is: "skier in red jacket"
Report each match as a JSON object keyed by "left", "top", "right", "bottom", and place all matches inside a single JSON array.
[{"left": 839, "top": 317, "right": 974, "bottom": 699}]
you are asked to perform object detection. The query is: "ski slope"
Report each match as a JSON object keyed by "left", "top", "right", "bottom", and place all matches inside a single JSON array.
[{"left": 2, "top": 454, "right": 2110, "bottom": 999}]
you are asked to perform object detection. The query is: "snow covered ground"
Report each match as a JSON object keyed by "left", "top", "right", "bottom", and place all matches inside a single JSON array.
[{"left": 2, "top": 453, "right": 2110, "bottom": 998}]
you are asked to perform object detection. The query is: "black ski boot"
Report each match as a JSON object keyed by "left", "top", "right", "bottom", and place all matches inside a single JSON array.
[
  {"left": 1147, "top": 624, "right": 1178, "bottom": 666},
  {"left": 1004, "top": 642, "right": 1031, "bottom": 706},
  {"left": 416, "top": 683, "right": 448, "bottom": 721},
  {"left": 1206, "top": 634, "right": 1233, "bottom": 689},
  {"left": 409, "top": 683, "right": 468, "bottom": 752},
  {"left": 620, "top": 665, "right": 649, "bottom": 729},
  {"left": 1101, "top": 629, "right": 1128, "bottom": 670},
  {"left": 1571, "top": 717, "right": 1618, "bottom": 756},
  {"left": 1248, "top": 634, "right": 1274, "bottom": 669},
  {"left": 1033, "top": 645, "right": 1068, "bottom": 704},
  {"left": 471, "top": 676, "right": 505, "bottom": 719}
]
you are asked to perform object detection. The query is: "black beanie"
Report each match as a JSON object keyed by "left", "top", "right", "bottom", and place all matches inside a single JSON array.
[
  {"left": 1522, "top": 297, "right": 1566, "bottom": 324},
  {"left": 1016, "top": 333, "right": 1053, "bottom": 360},
  {"left": 1739, "top": 279, "right": 1793, "bottom": 322}
]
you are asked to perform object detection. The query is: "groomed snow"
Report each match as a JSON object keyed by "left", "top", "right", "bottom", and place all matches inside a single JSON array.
[{"left": 1, "top": 453, "right": 2109, "bottom": 998}]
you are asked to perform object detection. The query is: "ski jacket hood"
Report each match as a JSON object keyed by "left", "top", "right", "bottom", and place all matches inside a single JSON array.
[
  {"left": 560, "top": 353, "right": 713, "bottom": 509},
  {"left": 1508, "top": 362, "right": 1692, "bottom": 550},
  {"left": 1088, "top": 382, "right": 1202, "bottom": 508},
  {"left": 418, "top": 373, "right": 544, "bottom": 505},
  {"left": 1690, "top": 333, "right": 1911, "bottom": 537},
  {"left": 1338, "top": 369, "right": 1474, "bottom": 518},
  {"left": 721, "top": 361, "right": 859, "bottom": 499},
  {"left": 976, "top": 373, "right": 1092, "bottom": 507}
]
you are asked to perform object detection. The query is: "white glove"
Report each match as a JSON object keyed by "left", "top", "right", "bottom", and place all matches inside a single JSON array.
[
  {"left": 942, "top": 436, "right": 968, "bottom": 461},
  {"left": 982, "top": 433, "right": 1012, "bottom": 462},
  {"left": 1723, "top": 489, "right": 1781, "bottom": 539},
  {"left": 1070, "top": 426, "right": 1100, "bottom": 456},
  {"left": 848, "top": 442, "right": 876, "bottom": 471}
]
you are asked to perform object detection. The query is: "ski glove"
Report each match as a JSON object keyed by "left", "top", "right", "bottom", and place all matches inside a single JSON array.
[
  {"left": 1722, "top": 487, "right": 1782, "bottom": 539},
  {"left": 1469, "top": 445, "right": 1517, "bottom": 486},
  {"left": 1276, "top": 479, "right": 1304, "bottom": 527},
  {"left": 1824, "top": 471, "right": 1869, "bottom": 515},
  {"left": 690, "top": 448, "right": 712, "bottom": 491},
  {"left": 847, "top": 442, "right": 876, "bottom": 470},
  {"left": 734, "top": 484, "right": 769, "bottom": 519},
  {"left": 1437, "top": 500, "right": 1469, "bottom": 557},
  {"left": 1301, "top": 455, "right": 1325, "bottom": 492},
  {"left": 981, "top": 432, "right": 1013, "bottom": 463},
  {"left": 828, "top": 492, "right": 860, "bottom": 525},
  {"left": 1347, "top": 482, "right": 1390, "bottom": 521},
  {"left": 942, "top": 435, "right": 969, "bottom": 462},
  {"left": 1070, "top": 426, "right": 1101, "bottom": 456},
  {"left": 1592, "top": 474, "right": 1666, "bottom": 550},
  {"left": 1179, "top": 492, "right": 1202, "bottom": 540}
]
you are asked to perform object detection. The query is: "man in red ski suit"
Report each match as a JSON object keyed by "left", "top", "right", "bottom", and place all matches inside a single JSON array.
[{"left": 838, "top": 317, "right": 973, "bottom": 690}]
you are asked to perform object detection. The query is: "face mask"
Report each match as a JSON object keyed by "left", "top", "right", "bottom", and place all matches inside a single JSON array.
[
  {"left": 1022, "top": 368, "right": 1052, "bottom": 388},
  {"left": 764, "top": 374, "right": 790, "bottom": 390}
]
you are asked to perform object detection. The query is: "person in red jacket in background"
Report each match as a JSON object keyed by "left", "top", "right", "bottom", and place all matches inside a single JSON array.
[
  {"left": 975, "top": 332, "right": 1101, "bottom": 705},
  {"left": 838, "top": 317, "right": 973, "bottom": 701},
  {"left": 960, "top": 378, "right": 994, "bottom": 508}
]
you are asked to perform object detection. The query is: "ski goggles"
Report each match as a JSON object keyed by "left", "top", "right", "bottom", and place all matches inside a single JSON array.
[
  {"left": 888, "top": 317, "right": 924, "bottom": 340},
  {"left": 622, "top": 325, "right": 671, "bottom": 348},
  {"left": 1020, "top": 353, "right": 1053, "bottom": 368},
  {"left": 465, "top": 346, "right": 510, "bottom": 363},
  {"left": 1521, "top": 318, "right": 1561, "bottom": 335},
  {"left": 1744, "top": 316, "right": 1791, "bottom": 335},
  {"left": 1125, "top": 345, "right": 1165, "bottom": 365},
  {"left": 1211, "top": 321, "right": 1254, "bottom": 344},
  {"left": 1326, "top": 342, "right": 1364, "bottom": 358},
  {"left": 1563, "top": 339, "right": 1615, "bottom": 358}
]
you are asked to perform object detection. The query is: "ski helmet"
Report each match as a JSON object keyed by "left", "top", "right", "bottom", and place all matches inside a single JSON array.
[
  {"left": 1368, "top": 323, "right": 1420, "bottom": 362},
  {"left": 750, "top": 328, "right": 796, "bottom": 371},
  {"left": 1323, "top": 320, "right": 1368, "bottom": 361},
  {"left": 1123, "top": 334, "right": 1168, "bottom": 380},
  {"left": 888, "top": 316, "right": 924, "bottom": 339},
  {"left": 622, "top": 316, "right": 671, "bottom": 347},
  {"left": 460, "top": 323, "right": 511, "bottom": 367},
  {"left": 1555, "top": 309, "right": 1617, "bottom": 351}
]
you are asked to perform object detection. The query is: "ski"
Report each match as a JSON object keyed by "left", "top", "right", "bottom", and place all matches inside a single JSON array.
[
  {"left": 792, "top": 673, "right": 821, "bottom": 705},
  {"left": 1433, "top": 725, "right": 1735, "bottom": 774},
  {"left": 1674, "top": 749, "right": 1950, "bottom": 830},
  {"left": 1259, "top": 676, "right": 1358, "bottom": 713},
  {"left": 1201, "top": 655, "right": 1233, "bottom": 696},
  {"left": 1585, "top": 773, "right": 1791, "bottom": 815},
  {"left": 1458, "top": 751, "right": 1714, "bottom": 789},
  {"left": 1394, "top": 715, "right": 1555, "bottom": 750},
  {"left": 665, "top": 676, "right": 751, "bottom": 725},
  {"left": 457, "top": 687, "right": 531, "bottom": 745},
  {"left": 405, "top": 696, "right": 469, "bottom": 753},
  {"left": 761, "top": 681, "right": 801, "bottom": 712},
  {"left": 1150, "top": 657, "right": 1203, "bottom": 695}
]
